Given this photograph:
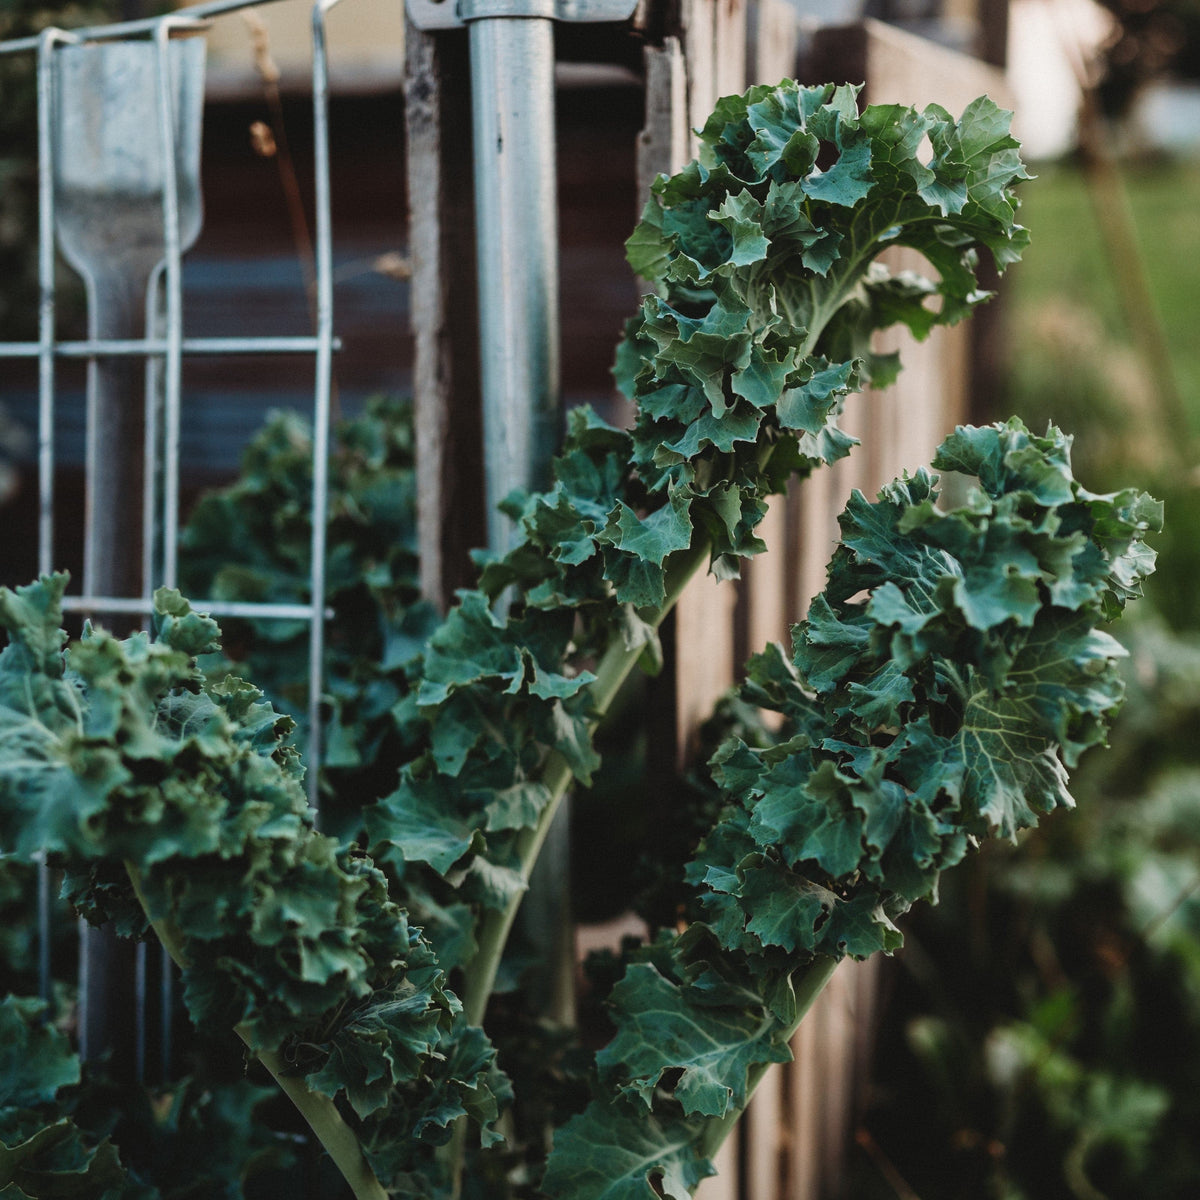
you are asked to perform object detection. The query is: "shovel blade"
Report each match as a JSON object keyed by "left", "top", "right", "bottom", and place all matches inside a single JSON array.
[{"left": 53, "top": 37, "right": 206, "bottom": 293}]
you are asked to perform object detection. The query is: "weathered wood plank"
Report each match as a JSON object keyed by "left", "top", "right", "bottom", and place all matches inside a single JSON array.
[
  {"left": 785, "top": 982, "right": 824, "bottom": 1200},
  {"left": 636, "top": 37, "right": 689, "bottom": 210},
  {"left": 775, "top": 28, "right": 1010, "bottom": 1200},
  {"left": 669, "top": 0, "right": 747, "bottom": 764},
  {"left": 713, "top": 0, "right": 748, "bottom": 98},
  {"left": 638, "top": 14, "right": 739, "bottom": 1195},
  {"left": 704, "top": 1136, "right": 740, "bottom": 1200},
  {"left": 740, "top": 496, "right": 790, "bottom": 655},
  {"left": 629, "top": 18, "right": 1005, "bottom": 1200},
  {"left": 804, "top": 17, "right": 1010, "bottom": 113},
  {"left": 673, "top": 570, "right": 739, "bottom": 767},
  {"left": 679, "top": 0, "right": 714, "bottom": 158},
  {"left": 747, "top": 0, "right": 802, "bottom": 84},
  {"left": 744, "top": 1055, "right": 785, "bottom": 1197},
  {"left": 404, "top": 22, "right": 486, "bottom": 610}
]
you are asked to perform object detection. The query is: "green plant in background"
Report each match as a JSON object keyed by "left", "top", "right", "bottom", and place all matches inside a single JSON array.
[
  {"left": 839, "top": 154, "right": 1200, "bottom": 1200},
  {"left": 177, "top": 396, "right": 440, "bottom": 844},
  {"left": 0, "top": 81, "right": 1163, "bottom": 1199},
  {"left": 843, "top": 624, "right": 1200, "bottom": 1200}
]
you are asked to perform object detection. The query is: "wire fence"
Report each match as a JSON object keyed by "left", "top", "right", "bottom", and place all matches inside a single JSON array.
[{"left": 0, "top": 0, "right": 343, "bottom": 1076}]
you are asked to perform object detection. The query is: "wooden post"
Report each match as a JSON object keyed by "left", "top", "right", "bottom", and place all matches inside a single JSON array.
[
  {"left": 404, "top": 21, "right": 487, "bottom": 610},
  {"left": 634, "top": 12, "right": 745, "bottom": 1194}
]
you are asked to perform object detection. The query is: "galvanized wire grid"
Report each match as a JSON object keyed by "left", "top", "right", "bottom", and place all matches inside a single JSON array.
[{"left": 0, "top": 0, "right": 343, "bottom": 1075}]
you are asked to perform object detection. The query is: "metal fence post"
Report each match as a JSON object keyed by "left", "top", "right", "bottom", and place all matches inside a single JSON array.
[{"left": 467, "top": 14, "right": 559, "bottom": 554}]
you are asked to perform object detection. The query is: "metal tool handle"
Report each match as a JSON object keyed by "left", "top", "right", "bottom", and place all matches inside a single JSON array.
[{"left": 84, "top": 268, "right": 154, "bottom": 602}]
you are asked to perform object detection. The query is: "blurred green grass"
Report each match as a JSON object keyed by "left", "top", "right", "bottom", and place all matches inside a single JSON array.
[
  {"left": 1003, "top": 158, "right": 1200, "bottom": 630},
  {"left": 1006, "top": 158, "right": 1200, "bottom": 458}
]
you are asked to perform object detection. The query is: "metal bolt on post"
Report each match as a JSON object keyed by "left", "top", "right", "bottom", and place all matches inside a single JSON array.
[{"left": 407, "top": 0, "right": 639, "bottom": 1026}]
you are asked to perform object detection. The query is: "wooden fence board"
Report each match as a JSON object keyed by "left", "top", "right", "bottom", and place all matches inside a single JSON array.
[
  {"left": 739, "top": 496, "right": 790, "bottom": 663},
  {"left": 785, "top": 987, "right": 823, "bottom": 1199},
  {"left": 703, "top": 1139, "right": 740, "bottom": 1200},
  {"left": 637, "top": 37, "right": 689, "bottom": 203},
  {"left": 404, "top": 22, "right": 486, "bottom": 610},
  {"left": 744, "top": 1057, "right": 786, "bottom": 1196},
  {"left": 806, "top": 17, "right": 1010, "bottom": 113},
  {"left": 747, "top": 0, "right": 804, "bottom": 84}
]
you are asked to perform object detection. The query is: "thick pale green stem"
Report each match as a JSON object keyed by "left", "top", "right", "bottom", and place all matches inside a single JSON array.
[
  {"left": 457, "top": 306, "right": 844, "bottom": 1180},
  {"left": 463, "top": 538, "right": 712, "bottom": 1029},
  {"left": 698, "top": 955, "right": 840, "bottom": 1162},
  {"left": 124, "top": 863, "right": 388, "bottom": 1200},
  {"left": 461, "top": 304, "right": 850, "bottom": 1031}
]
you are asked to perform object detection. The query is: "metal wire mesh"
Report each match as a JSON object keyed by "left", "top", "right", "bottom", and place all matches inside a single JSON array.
[{"left": 0, "top": 0, "right": 343, "bottom": 1076}]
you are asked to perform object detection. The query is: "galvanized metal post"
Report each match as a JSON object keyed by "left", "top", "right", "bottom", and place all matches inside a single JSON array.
[
  {"left": 468, "top": 15, "right": 558, "bottom": 551},
  {"left": 408, "top": 0, "right": 636, "bottom": 547}
]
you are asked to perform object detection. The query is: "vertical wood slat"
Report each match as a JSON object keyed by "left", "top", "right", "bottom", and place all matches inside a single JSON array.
[
  {"left": 638, "top": 10, "right": 746, "bottom": 1195},
  {"left": 637, "top": 36, "right": 689, "bottom": 202},
  {"left": 743, "top": 1046, "right": 786, "bottom": 1197},
  {"left": 746, "top": 0, "right": 803, "bottom": 85},
  {"left": 670, "top": 0, "right": 746, "bottom": 766},
  {"left": 683, "top": 11, "right": 743, "bottom": 1196},
  {"left": 776, "top": 25, "right": 1011, "bottom": 1198},
  {"left": 786, "top": 987, "right": 822, "bottom": 1199},
  {"left": 405, "top": 21, "right": 487, "bottom": 611},
  {"left": 805, "top": 17, "right": 1011, "bottom": 118},
  {"left": 636, "top": 0, "right": 751, "bottom": 781}
]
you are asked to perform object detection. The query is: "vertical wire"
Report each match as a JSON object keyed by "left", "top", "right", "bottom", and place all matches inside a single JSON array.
[
  {"left": 306, "top": 0, "right": 339, "bottom": 822},
  {"left": 136, "top": 261, "right": 163, "bottom": 1090},
  {"left": 35, "top": 28, "right": 67, "bottom": 1011},
  {"left": 142, "top": 263, "right": 164, "bottom": 606},
  {"left": 155, "top": 21, "right": 187, "bottom": 595},
  {"left": 152, "top": 19, "right": 195, "bottom": 1077},
  {"left": 36, "top": 30, "right": 65, "bottom": 582}
]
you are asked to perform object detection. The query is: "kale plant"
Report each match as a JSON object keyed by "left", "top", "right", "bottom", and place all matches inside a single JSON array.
[{"left": 0, "top": 81, "right": 1162, "bottom": 1199}]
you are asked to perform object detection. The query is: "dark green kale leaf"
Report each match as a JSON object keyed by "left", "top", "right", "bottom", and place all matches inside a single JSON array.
[
  {"left": 178, "top": 396, "right": 440, "bottom": 843},
  {"left": 0, "top": 996, "right": 127, "bottom": 1198},
  {"left": 540, "top": 1098, "right": 714, "bottom": 1200},
  {"left": 544, "top": 419, "right": 1159, "bottom": 1199},
  {"left": 365, "top": 83, "right": 1030, "bottom": 963},
  {"left": 0, "top": 578, "right": 507, "bottom": 1195},
  {"left": 595, "top": 963, "right": 789, "bottom": 1118}
]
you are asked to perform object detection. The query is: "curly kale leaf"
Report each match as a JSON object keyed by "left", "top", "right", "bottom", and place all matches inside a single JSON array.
[
  {"left": 0, "top": 578, "right": 507, "bottom": 1192},
  {"left": 544, "top": 419, "right": 1159, "bottom": 1198},
  {"left": 0, "top": 996, "right": 127, "bottom": 1198},
  {"left": 366, "top": 84, "right": 1029, "bottom": 941},
  {"left": 595, "top": 963, "right": 789, "bottom": 1119},
  {"left": 541, "top": 1098, "right": 714, "bottom": 1200},
  {"left": 621, "top": 81, "right": 1030, "bottom": 500},
  {"left": 695, "top": 419, "right": 1160, "bottom": 969},
  {"left": 177, "top": 396, "right": 440, "bottom": 842}
]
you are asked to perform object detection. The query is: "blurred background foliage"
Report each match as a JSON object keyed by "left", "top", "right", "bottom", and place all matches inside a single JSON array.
[{"left": 1094, "top": 0, "right": 1200, "bottom": 116}]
